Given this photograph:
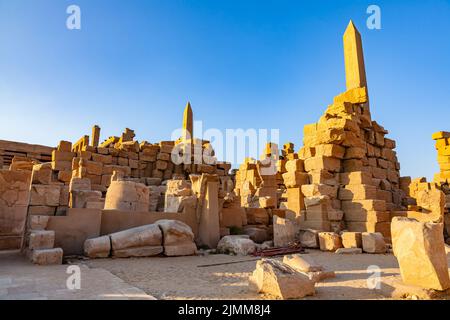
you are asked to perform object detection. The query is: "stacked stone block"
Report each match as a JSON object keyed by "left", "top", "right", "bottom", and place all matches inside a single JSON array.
[{"left": 298, "top": 87, "right": 403, "bottom": 236}]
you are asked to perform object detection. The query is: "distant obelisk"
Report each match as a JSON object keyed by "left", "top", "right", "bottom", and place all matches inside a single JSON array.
[
  {"left": 343, "top": 21, "right": 367, "bottom": 90},
  {"left": 182, "top": 101, "right": 193, "bottom": 141}
]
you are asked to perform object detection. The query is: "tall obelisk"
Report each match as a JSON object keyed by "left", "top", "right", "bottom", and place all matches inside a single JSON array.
[
  {"left": 182, "top": 101, "right": 193, "bottom": 141},
  {"left": 343, "top": 20, "right": 367, "bottom": 90}
]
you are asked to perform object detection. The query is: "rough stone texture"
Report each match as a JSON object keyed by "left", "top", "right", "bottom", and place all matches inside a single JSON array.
[
  {"left": 341, "top": 232, "right": 362, "bottom": 248},
  {"left": 243, "top": 227, "right": 269, "bottom": 243},
  {"left": 297, "top": 229, "right": 320, "bottom": 248},
  {"left": 110, "top": 224, "right": 162, "bottom": 252},
  {"left": 318, "top": 232, "right": 343, "bottom": 252},
  {"left": 283, "top": 254, "right": 323, "bottom": 272},
  {"left": 362, "top": 232, "right": 386, "bottom": 254},
  {"left": 155, "top": 219, "right": 197, "bottom": 256},
  {"left": 84, "top": 236, "right": 111, "bottom": 258},
  {"left": 28, "top": 230, "right": 55, "bottom": 250},
  {"left": 217, "top": 235, "right": 256, "bottom": 255},
  {"left": 273, "top": 216, "right": 298, "bottom": 247},
  {"left": 249, "top": 259, "right": 315, "bottom": 299},
  {"left": 113, "top": 246, "right": 163, "bottom": 258},
  {"left": 0, "top": 169, "right": 32, "bottom": 249},
  {"left": 105, "top": 180, "right": 150, "bottom": 212},
  {"left": 391, "top": 217, "right": 450, "bottom": 291},
  {"left": 29, "top": 248, "right": 63, "bottom": 265}
]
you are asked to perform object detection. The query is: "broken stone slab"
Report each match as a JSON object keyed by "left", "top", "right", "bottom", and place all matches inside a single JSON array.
[
  {"left": 30, "top": 248, "right": 63, "bottom": 265},
  {"left": 335, "top": 248, "right": 363, "bottom": 254},
  {"left": 249, "top": 258, "right": 315, "bottom": 299},
  {"left": 283, "top": 254, "right": 323, "bottom": 272},
  {"left": 391, "top": 217, "right": 450, "bottom": 291},
  {"left": 110, "top": 224, "right": 162, "bottom": 251},
  {"left": 28, "top": 230, "right": 55, "bottom": 250},
  {"left": 307, "top": 270, "right": 336, "bottom": 283},
  {"left": 217, "top": 235, "right": 256, "bottom": 255},
  {"left": 297, "top": 229, "right": 319, "bottom": 248},
  {"left": 113, "top": 246, "right": 163, "bottom": 258},
  {"left": 362, "top": 232, "right": 386, "bottom": 254},
  {"left": 318, "top": 232, "right": 343, "bottom": 252},
  {"left": 84, "top": 236, "right": 111, "bottom": 258},
  {"left": 155, "top": 220, "right": 197, "bottom": 256}
]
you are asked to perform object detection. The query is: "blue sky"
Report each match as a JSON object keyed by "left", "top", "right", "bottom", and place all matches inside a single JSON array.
[{"left": 0, "top": 0, "right": 449, "bottom": 179}]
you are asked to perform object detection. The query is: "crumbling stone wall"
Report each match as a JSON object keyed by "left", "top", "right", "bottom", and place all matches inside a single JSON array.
[{"left": 0, "top": 168, "right": 32, "bottom": 249}]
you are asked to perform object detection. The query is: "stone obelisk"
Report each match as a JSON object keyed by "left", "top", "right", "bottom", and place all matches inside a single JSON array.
[
  {"left": 182, "top": 101, "right": 193, "bottom": 141},
  {"left": 343, "top": 20, "right": 367, "bottom": 90}
]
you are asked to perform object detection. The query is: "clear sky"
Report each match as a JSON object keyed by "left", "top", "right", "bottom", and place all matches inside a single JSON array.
[{"left": 0, "top": 0, "right": 449, "bottom": 179}]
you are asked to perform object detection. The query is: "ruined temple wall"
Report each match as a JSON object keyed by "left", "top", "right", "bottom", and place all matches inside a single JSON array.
[{"left": 296, "top": 87, "right": 403, "bottom": 237}]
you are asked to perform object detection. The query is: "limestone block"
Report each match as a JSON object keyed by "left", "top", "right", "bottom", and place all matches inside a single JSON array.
[
  {"left": 85, "top": 160, "right": 103, "bottom": 176},
  {"left": 30, "top": 248, "right": 63, "bottom": 265},
  {"left": 244, "top": 227, "right": 269, "bottom": 243},
  {"left": 283, "top": 254, "right": 323, "bottom": 272},
  {"left": 298, "top": 229, "right": 319, "bottom": 248},
  {"left": 391, "top": 217, "right": 450, "bottom": 291},
  {"left": 155, "top": 220, "right": 197, "bottom": 256},
  {"left": 104, "top": 180, "right": 150, "bottom": 212},
  {"left": 29, "top": 230, "right": 55, "bottom": 250},
  {"left": 258, "top": 196, "right": 276, "bottom": 209},
  {"left": 318, "top": 232, "right": 343, "bottom": 251},
  {"left": 273, "top": 216, "right": 299, "bottom": 247},
  {"left": 28, "top": 205, "right": 55, "bottom": 216},
  {"left": 30, "top": 185, "right": 61, "bottom": 206},
  {"left": 339, "top": 171, "right": 372, "bottom": 185},
  {"left": 341, "top": 232, "right": 362, "bottom": 248},
  {"left": 70, "top": 190, "right": 102, "bottom": 209},
  {"left": 246, "top": 208, "right": 269, "bottom": 225},
  {"left": 362, "top": 232, "right": 386, "bottom": 253},
  {"left": 164, "top": 195, "right": 197, "bottom": 213},
  {"left": 308, "top": 170, "right": 337, "bottom": 186},
  {"left": 216, "top": 235, "right": 256, "bottom": 255},
  {"left": 51, "top": 161, "right": 71, "bottom": 171},
  {"left": 304, "top": 156, "right": 341, "bottom": 173},
  {"left": 301, "top": 184, "right": 338, "bottom": 198},
  {"left": 338, "top": 185, "right": 377, "bottom": 201},
  {"left": 57, "top": 171, "right": 72, "bottom": 183},
  {"left": 28, "top": 215, "right": 50, "bottom": 230},
  {"left": 282, "top": 171, "right": 309, "bottom": 188},
  {"left": 285, "top": 159, "right": 304, "bottom": 173},
  {"left": 69, "top": 177, "right": 91, "bottom": 192},
  {"left": 32, "top": 163, "right": 52, "bottom": 184},
  {"left": 92, "top": 153, "right": 112, "bottom": 164},
  {"left": 249, "top": 259, "right": 315, "bottom": 299},
  {"left": 314, "top": 144, "right": 345, "bottom": 159}
]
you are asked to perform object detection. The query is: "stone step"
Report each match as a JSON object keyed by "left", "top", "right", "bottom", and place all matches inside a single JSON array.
[
  {"left": 28, "top": 230, "right": 55, "bottom": 250},
  {"left": 29, "top": 248, "right": 63, "bottom": 265}
]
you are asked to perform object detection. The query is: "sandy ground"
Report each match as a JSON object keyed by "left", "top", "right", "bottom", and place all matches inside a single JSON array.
[{"left": 84, "top": 250, "right": 403, "bottom": 300}]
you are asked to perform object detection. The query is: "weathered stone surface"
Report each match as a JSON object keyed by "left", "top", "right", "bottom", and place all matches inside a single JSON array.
[
  {"left": 110, "top": 224, "right": 162, "bottom": 251},
  {"left": 30, "top": 248, "right": 63, "bottom": 265},
  {"left": 30, "top": 185, "right": 61, "bottom": 206},
  {"left": 341, "top": 232, "right": 362, "bottom": 248},
  {"left": 113, "top": 246, "right": 163, "bottom": 258},
  {"left": 155, "top": 219, "right": 197, "bottom": 256},
  {"left": 29, "top": 230, "right": 55, "bottom": 250},
  {"left": 243, "top": 227, "right": 269, "bottom": 243},
  {"left": 105, "top": 180, "right": 150, "bottom": 212},
  {"left": 391, "top": 217, "right": 450, "bottom": 291},
  {"left": 335, "top": 248, "right": 362, "bottom": 254},
  {"left": 318, "top": 232, "right": 343, "bottom": 252},
  {"left": 84, "top": 236, "right": 111, "bottom": 258},
  {"left": 297, "top": 229, "right": 320, "bottom": 248},
  {"left": 273, "top": 216, "right": 298, "bottom": 247},
  {"left": 283, "top": 254, "right": 323, "bottom": 272},
  {"left": 249, "top": 259, "right": 315, "bottom": 299},
  {"left": 217, "top": 235, "right": 256, "bottom": 255},
  {"left": 362, "top": 232, "right": 386, "bottom": 254}
]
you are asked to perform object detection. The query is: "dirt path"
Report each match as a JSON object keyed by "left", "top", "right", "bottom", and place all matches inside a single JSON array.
[{"left": 85, "top": 250, "right": 403, "bottom": 300}]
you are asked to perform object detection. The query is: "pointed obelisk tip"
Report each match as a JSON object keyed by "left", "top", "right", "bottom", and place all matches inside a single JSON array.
[
  {"left": 343, "top": 19, "right": 366, "bottom": 90},
  {"left": 345, "top": 20, "right": 360, "bottom": 36},
  {"left": 182, "top": 101, "right": 194, "bottom": 141}
]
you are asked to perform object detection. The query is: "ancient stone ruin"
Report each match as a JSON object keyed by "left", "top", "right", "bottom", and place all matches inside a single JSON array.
[{"left": 1, "top": 20, "right": 450, "bottom": 300}]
